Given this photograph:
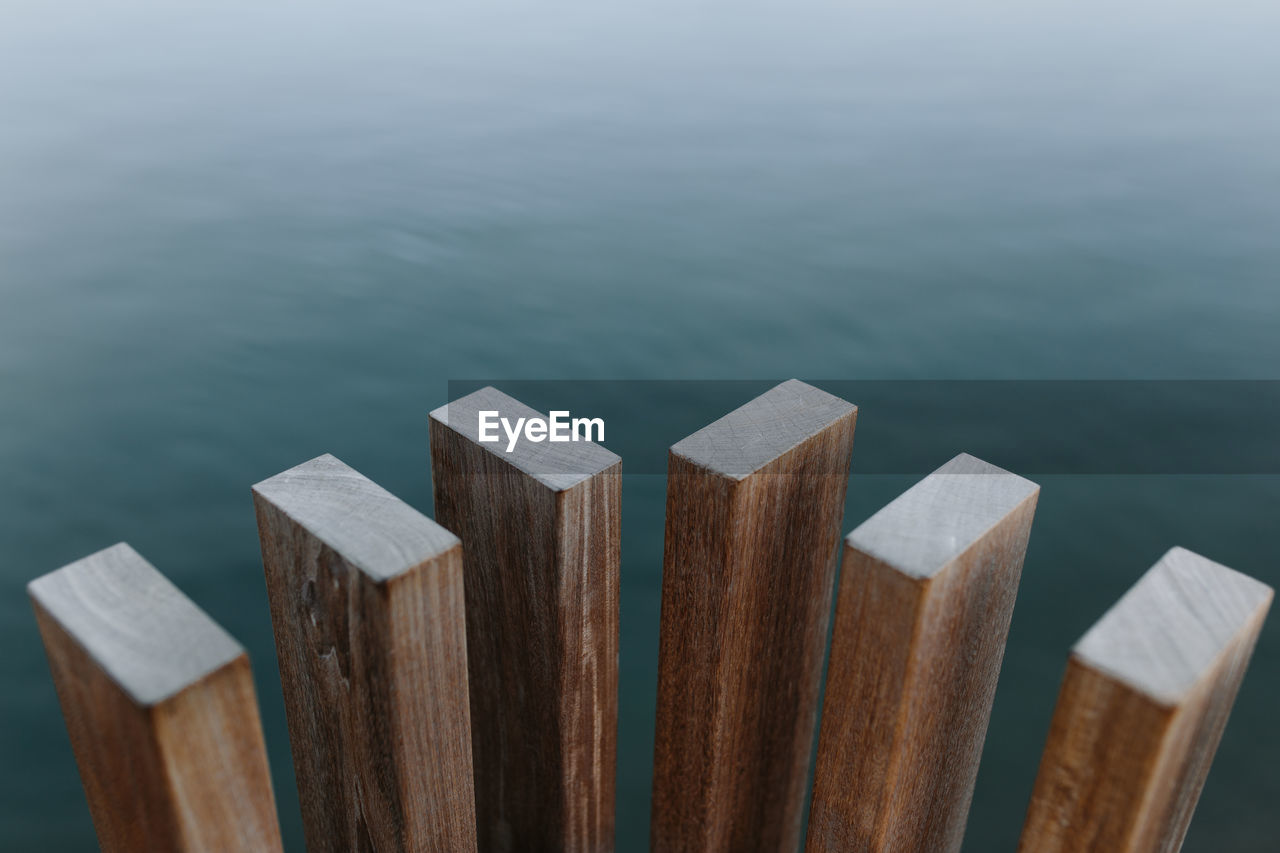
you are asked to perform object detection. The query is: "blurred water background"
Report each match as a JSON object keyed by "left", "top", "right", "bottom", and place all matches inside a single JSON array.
[{"left": 2, "top": 1, "right": 1278, "bottom": 849}]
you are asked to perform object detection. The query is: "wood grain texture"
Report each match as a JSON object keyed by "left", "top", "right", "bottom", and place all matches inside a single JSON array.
[
  {"left": 651, "top": 379, "right": 857, "bottom": 853},
  {"left": 28, "top": 543, "right": 282, "bottom": 853},
  {"left": 429, "top": 387, "right": 621, "bottom": 853},
  {"left": 807, "top": 453, "right": 1039, "bottom": 853},
  {"left": 1019, "top": 547, "right": 1272, "bottom": 853},
  {"left": 253, "top": 454, "right": 476, "bottom": 853}
]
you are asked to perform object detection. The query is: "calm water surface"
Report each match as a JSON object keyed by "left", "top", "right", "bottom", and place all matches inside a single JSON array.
[{"left": 2, "top": 1, "right": 1278, "bottom": 849}]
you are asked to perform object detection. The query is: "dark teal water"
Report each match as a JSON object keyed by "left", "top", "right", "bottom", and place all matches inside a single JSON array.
[{"left": 3, "top": 2, "right": 1278, "bottom": 849}]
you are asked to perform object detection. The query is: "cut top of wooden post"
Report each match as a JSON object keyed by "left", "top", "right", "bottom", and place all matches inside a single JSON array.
[
  {"left": 429, "top": 386, "right": 620, "bottom": 491},
  {"left": 670, "top": 378, "right": 856, "bottom": 480},
  {"left": 1073, "top": 546, "right": 1273, "bottom": 706},
  {"left": 252, "top": 453, "right": 459, "bottom": 583},
  {"left": 848, "top": 452, "right": 1040, "bottom": 579},
  {"left": 27, "top": 543, "right": 243, "bottom": 706}
]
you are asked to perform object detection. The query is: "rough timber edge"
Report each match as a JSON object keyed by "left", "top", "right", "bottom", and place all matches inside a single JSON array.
[{"left": 252, "top": 453, "right": 461, "bottom": 585}]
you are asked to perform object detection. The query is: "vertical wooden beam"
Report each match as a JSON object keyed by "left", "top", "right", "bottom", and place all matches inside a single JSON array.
[
  {"left": 651, "top": 379, "right": 857, "bottom": 853},
  {"left": 807, "top": 453, "right": 1039, "bottom": 853},
  {"left": 1019, "top": 547, "right": 1272, "bottom": 853},
  {"left": 253, "top": 454, "right": 475, "bottom": 853},
  {"left": 430, "top": 387, "right": 621, "bottom": 853},
  {"left": 28, "top": 543, "right": 283, "bottom": 853}
]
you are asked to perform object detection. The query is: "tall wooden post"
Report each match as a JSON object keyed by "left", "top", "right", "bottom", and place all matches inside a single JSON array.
[
  {"left": 430, "top": 387, "right": 622, "bottom": 852},
  {"left": 29, "top": 543, "right": 283, "bottom": 853},
  {"left": 651, "top": 379, "right": 857, "bottom": 853},
  {"left": 253, "top": 454, "right": 476, "bottom": 853},
  {"left": 1019, "top": 547, "right": 1272, "bottom": 853},
  {"left": 807, "top": 453, "right": 1039, "bottom": 853}
]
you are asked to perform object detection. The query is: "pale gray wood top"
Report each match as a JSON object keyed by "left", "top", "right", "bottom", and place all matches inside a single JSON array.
[
  {"left": 848, "top": 453, "right": 1040, "bottom": 579},
  {"left": 253, "top": 454, "right": 459, "bottom": 583},
  {"left": 27, "top": 543, "right": 244, "bottom": 707},
  {"left": 1074, "top": 547, "right": 1273, "bottom": 705},
  {"left": 429, "top": 386, "right": 621, "bottom": 492},
  {"left": 670, "top": 379, "right": 856, "bottom": 481}
]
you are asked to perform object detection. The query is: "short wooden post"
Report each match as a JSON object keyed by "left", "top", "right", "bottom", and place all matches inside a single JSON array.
[
  {"left": 429, "top": 387, "right": 622, "bottom": 852},
  {"left": 1018, "top": 547, "right": 1272, "bottom": 853},
  {"left": 651, "top": 379, "right": 857, "bottom": 853},
  {"left": 807, "top": 453, "right": 1039, "bottom": 853},
  {"left": 28, "top": 543, "right": 283, "bottom": 853},
  {"left": 253, "top": 454, "right": 476, "bottom": 853}
]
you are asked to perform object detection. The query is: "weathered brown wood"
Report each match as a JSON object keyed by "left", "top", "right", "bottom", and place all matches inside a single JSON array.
[
  {"left": 429, "top": 387, "right": 621, "bottom": 853},
  {"left": 253, "top": 454, "right": 476, "bottom": 853},
  {"left": 1018, "top": 547, "right": 1272, "bottom": 853},
  {"left": 28, "top": 543, "right": 283, "bottom": 853},
  {"left": 807, "top": 453, "right": 1039, "bottom": 853},
  {"left": 651, "top": 379, "right": 857, "bottom": 853}
]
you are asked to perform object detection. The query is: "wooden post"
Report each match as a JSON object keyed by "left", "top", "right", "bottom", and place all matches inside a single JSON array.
[
  {"left": 429, "top": 387, "right": 621, "bottom": 853},
  {"left": 253, "top": 454, "right": 476, "bottom": 853},
  {"left": 1018, "top": 547, "right": 1272, "bottom": 853},
  {"left": 651, "top": 379, "right": 857, "bottom": 853},
  {"left": 807, "top": 453, "right": 1039, "bottom": 853},
  {"left": 28, "top": 543, "right": 283, "bottom": 853}
]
